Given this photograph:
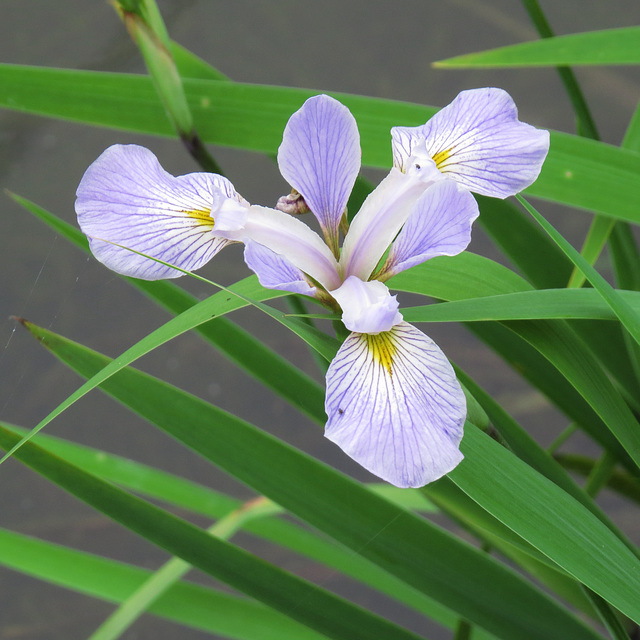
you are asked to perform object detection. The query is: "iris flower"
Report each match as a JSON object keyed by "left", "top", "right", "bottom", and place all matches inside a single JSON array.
[{"left": 76, "top": 89, "right": 549, "bottom": 487}]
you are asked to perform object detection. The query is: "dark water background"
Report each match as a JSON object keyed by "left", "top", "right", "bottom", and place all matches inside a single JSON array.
[{"left": 1, "top": 1, "right": 640, "bottom": 638}]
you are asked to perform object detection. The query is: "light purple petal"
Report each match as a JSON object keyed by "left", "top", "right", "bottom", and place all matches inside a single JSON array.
[
  {"left": 76, "top": 144, "right": 246, "bottom": 280},
  {"left": 277, "top": 94, "right": 361, "bottom": 245},
  {"left": 391, "top": 88, "right": 550, "bottom": 198},
  {"left": 330, "top": 277, "right": 402, "bottom": 334},
  {"left": 238, "top": 205, "right": 341, "bottom": 291},
  {"left": 325, "top": 322, "right": 466, "bottom": 488},
  {"left": 244, "top": 240, "right": 317, "bottom": 296},
  {"left": 381, "top": 179, "right": 479, "bottom": 279}
]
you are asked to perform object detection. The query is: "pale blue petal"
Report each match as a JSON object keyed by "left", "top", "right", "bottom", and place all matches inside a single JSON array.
[
  {"left": 238, "top": 205, "right": 342, "bottom": 291},
  {"left": 330, "top": 277, "right": 402, "bottom": 334},
  {"left": 392, "top": 88, "right": 550, "bottom": 198},
  {"left": 244, "top": 240, "right": 317, "bottom": 296},
  {"left": 277, "top": 94, "right": 361, "bottom": 241},
  {"left": 76, "top": 144, "right": 245, "bottom": 279},
  {"left": 325, "top": 323, "right": 466, "bottom": 488},
  {"left": 381, "top": 180, "right": 479, "bottom": 278}
]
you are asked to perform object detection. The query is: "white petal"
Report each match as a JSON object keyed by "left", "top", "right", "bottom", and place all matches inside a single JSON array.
[
  {"left": 330, "top": 277, "right": 402, "bottom": 334},
  {"left": 325, "top": 323, "right": 466, "bottom": 488},
  {"left": 236, "top": 205, "right": 342, "bottom": 291},
  {"left": 340, "top": 168, "right": 440, "bottom": 281},
  {"left": 381, "top": 179, "right": 479, "bottom": 278}
]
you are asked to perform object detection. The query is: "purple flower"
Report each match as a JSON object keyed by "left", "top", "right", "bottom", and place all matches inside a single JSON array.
[{"left": 75, "top": 89, "right": 549, "bottom": 487}]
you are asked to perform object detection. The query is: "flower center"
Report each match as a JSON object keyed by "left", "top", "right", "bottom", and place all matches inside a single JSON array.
[
  {"left": 185, "top": 208, "right": 214, "bottom": 227},
  {"left": 365, "top": 331, "right": 397, "bottom": 376},
  {"left": 432, "top": 148, "right": 452, "bottom": 169}
]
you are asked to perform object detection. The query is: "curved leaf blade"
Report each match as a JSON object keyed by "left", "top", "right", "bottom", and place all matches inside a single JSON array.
[
  {"left": 434, "top": 27, "right": 640, "bottom": 68},
  {"left": 18, "top": 321, "right": 601, "bottom": 640},
  {"left": 2, "top": 66, "right": 640, "bottom": 223},
  {"left": 0, "top": 424, "right": 428, "bottom": 640}
]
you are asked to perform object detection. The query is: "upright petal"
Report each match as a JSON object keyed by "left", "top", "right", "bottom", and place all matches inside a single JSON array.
[
  {"left": 76, "top": 144, "right": 246, "bottom": 279},
  {"left": 379, "top": 179, "right": 479, "bottom": 279},
  {"left": 244, "top": 240, "right": 317, "bottom": 297},
  {"left": 325, "top": 323, "right": 466, "bottom": 488},
  {"left": 391, "top": 88, "right": 550, "bottom": 198},
  {"left": 277, "top": 94, "right": 361, "bottom": 249}
]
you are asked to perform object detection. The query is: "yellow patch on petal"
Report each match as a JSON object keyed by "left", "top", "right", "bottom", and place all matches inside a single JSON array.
[
  {"left": 432, "top": 148, "right": 452, "bottom": 169},
  {"left": 365, "top": 331, "right": 397, "bottom": 376},
  {"left": 185, "top": 208, "right": 214, "bottom": 228}
]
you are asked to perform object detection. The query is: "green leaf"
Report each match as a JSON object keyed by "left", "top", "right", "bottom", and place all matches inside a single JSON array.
[
  {"left": 0, "top": 425, "right": 426, "bottom": 640},
  {"left": 453, "top": 369, "right": 628, "bottom": 541},
  {"left": 555, "top": 453, "right": 640, "bottom": 506},
  {"left": 401, "top": 288, "right": 640, "bottom": 323},
  {"left": 3, "top": 421, "right": 458, "bottom": 631},
  {"left": 2, "top": 65, "right": 640, "bottom": 224},
  {"left": 0, "top": 527, "right": 327, "bottom": 640},
  {"left": 434, "top": 27, "right": 640, "bottom": 68},
  {"left": 517, "top": 195, "right": 640, "bottom": 353},
  {"left": 451, "top": 426, "right": 640, "bottom": 622},
  {"left": 424, "top": 478, "right": 598, "bottom": 618},
  {"left": 18, "top": 321, "right": 600, "bottom": 640},
  {"left": 3, "top": 423, "right": 433, "bottom": 516},
  {"left": 0, "top": 277, "right": 288, "bottom": 465},
  {"left": 87, "top": 499, "right": 283, "bottom": 640},
  {"left": 475, "top": 195, "right": 573, "bottom": 289}
]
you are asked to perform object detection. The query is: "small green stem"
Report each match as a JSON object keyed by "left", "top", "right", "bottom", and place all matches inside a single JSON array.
[
  {"left": 180, "top": 130, "right": 225, "bottom": 176},
  {"left": 453, "top": 619, "right": 473, "bottom": 640},
  {"left": 555, "top": 453, "right": 640, "bottom": 505},
  {"left": 520, "top": 0, "right": 599, "bottom": 140},
  {"left": 546, "top": 423, "right": 578, "bottom": 454},
  {"left": 584, "top": 451, "right": 617, "bottom": 498}
]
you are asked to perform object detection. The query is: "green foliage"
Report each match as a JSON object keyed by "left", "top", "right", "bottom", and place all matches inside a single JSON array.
[{"left": 2, "top": 3, "right": 640, "bottom": 640}]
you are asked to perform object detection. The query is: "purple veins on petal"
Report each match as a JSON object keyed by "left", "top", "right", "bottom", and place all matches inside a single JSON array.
[
  {"left": 75, "top": 144, "right": 245, "bottom": 280},
  {"left": 391, "top": 88, "right": 550, "bottom": 199},
  {"left": 277, "top": 94, "right": 361, "bottom": 244},
  {"left": 325, "top": 322, "right": 466, "bottom": 488},
  {"left": 380, "top": 179, "right": 479, "bottom": 279},
  {"left": 244, "top": 240, "right": 317, "bottom": 297}
]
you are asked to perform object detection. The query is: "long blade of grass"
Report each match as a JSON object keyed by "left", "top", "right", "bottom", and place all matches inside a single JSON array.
[
  {"left": 2, "top": 65, "right": 640, "bottom": 223},
  {"left": 517, "top": 195, "right": 640, "bottom": 349},
  {"left": 17, "top": 322, "right": 603, "bottom": 640},
  {"left": 0, "top": 527, "right": 327, "bottom": 640},
  {"left": 0, "top": 425, "right": 429, "bottom": 640},
  {"left": 433, "top": 26, "right": 640, "bottom": 68}
]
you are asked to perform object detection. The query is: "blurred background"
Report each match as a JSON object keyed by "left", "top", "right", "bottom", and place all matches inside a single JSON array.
[{"left": 1, "top": 1, "right": 640, "bottom": 638}]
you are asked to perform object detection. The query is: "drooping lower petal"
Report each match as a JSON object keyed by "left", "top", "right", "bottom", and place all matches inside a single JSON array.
[
  {"left": 75, "top": 144, "right": 246, "bottom": 279},
  {"left": 325, "top": 322, "right": 466, "bottom": 488},
  {"left": 391, "top": 88, "right": 550, "bottom": 198},
  {"left": 277, "top": 94, "right": 361, "bottom": 249},
  {"left": 379, "top": 179, "right": 479, "bottom": 279},
  {"left": 244, "top": 240, "right": 317, "bottom": 296}
]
